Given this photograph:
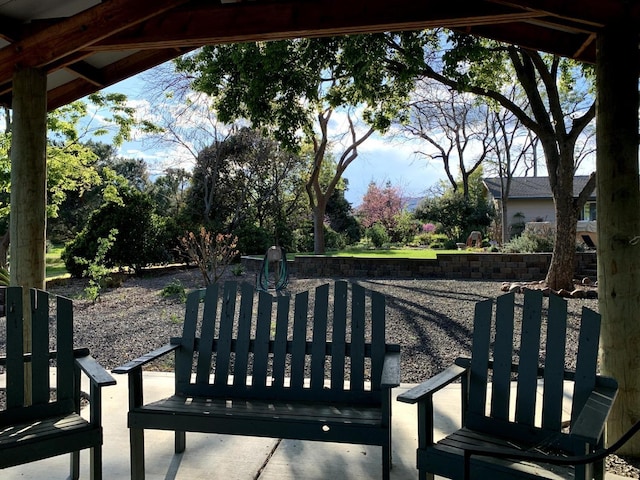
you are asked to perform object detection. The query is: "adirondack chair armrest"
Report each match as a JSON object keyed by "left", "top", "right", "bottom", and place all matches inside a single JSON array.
[
  {"left": 461, "top": 420, "right": 640, "bottom": 480},
  {"left": 397, "top": 363, "right": 467, "bottom": 404},
  {"left": 112, "top": 342, "right": 180, "bottom": 375},
  {"left": 0, "top": 347, "right": 91, "bottom": 366},
  {"left": 381, "top": 349, "right": 401, "bottom": 388},
  {"left": 75, "top": 354, "right": 117, "bottom": 387},
  {"left": 570, "top": 379, "right": 618, "bottom": 445}
]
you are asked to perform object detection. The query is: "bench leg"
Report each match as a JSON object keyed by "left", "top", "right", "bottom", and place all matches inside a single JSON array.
[
  {"left": 130, "top": 427, "right": 145, "bottom": 480},
  {"left": 175, "top": 431, "right": 185, "bottom": 453},
  {"left": 382, "top": 444, "right": 391, "bottom": 480},
  {"left": 70, "top": 451, "right": 80, "bottom": 480},
  {"left": 90, "top": 445, "right": 102, "bottom": 480}
]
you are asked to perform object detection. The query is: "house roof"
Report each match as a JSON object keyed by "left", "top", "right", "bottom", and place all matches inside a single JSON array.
[
  {"left": 483, "top": 176, "right": 597, "bottom": 200},
  {"left": 0, "top": 1, "right": 637, "bottom": 112}
]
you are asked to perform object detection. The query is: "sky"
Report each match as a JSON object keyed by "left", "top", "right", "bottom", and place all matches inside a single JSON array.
[
  {"left": 101, "top": 68, "right": 449, "bottom": 208},
  {"left": 99, "top": 65, "right": 597, "bottom": 208}
]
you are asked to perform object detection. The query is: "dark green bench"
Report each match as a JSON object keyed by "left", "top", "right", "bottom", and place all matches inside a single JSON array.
[
  {"left": 114, "top": 280, "right": 401, "bottom": 480},
  {"left": 0, "top": 287, "right": 116, "bottom": 479},
  {"left": 398, "top": 289, "right": 617, "bottom": 480}
]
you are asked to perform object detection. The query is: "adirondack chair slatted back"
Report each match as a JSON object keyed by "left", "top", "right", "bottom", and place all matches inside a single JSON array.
[
  {"left": 174, "top": 281, "right": 386, "bottom": 404},
  {"left": 465, "top": 289, "right": 601, "bottom": 446},
  {"left": 3, "top": 287, "right": 75, "bottom": 419}
]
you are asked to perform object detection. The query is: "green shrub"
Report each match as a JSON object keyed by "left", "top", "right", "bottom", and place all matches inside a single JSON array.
[
  {"left": 418, "top": 233, "right": 448, "bottom": 246},
  {"left": 161, "top": 279, "right": 187, "bottom": 303},
  {"left": 388, "top": 211, "right": 418, "bottom": 244},
  {"left": 444, "top": 239, "right": 458, "bottom": 250},
  {"left": 324, "top": 226, "right": 347, "bottom": 251},
  {"left": 79, "top": 229, "right": 118, "bottom": 302},
  {"left": 502, "top": 225, "right": 555, "bottom": 253},
  {"left": 367, "top": 223, "right": 390, "bottom": 248},
  {"left": 62, "top": 189, "right": 171, "bottom": 277},
  {"left": 233, "top": 223, "right": 272, "bottom": 256},
  {"left": 231, "top": 264, "right": 244, "bottom": 276}
]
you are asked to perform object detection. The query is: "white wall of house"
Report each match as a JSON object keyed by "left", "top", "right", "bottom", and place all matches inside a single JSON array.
[{"left": 505, "top": 199, "right": 556, "bottom": 224}]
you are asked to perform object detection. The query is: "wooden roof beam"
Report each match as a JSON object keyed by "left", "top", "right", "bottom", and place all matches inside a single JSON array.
[
  {"left": 486, "top": 0, "right": 627, "bottom": 27},
  {"left": 65, "top": 61, "right": 105, "bottom": 88},
  {"left": 90, "top": 0, "right": 548, "bottom": 51},
  {"left": 0, "top": 0, "right": 190, "bottom": 82},
  {"left": 459, "top": 22, "right": 597, "bottom": 63},
  {"left": 46, "top": 47, "right": 194, "bottom": 110}
]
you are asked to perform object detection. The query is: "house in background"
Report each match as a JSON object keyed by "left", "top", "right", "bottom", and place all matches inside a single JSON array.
[{"left": 483, "top": 176, "right": 597, "bottom": 247}]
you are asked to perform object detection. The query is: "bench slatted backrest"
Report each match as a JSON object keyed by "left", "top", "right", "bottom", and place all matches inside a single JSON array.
[
  {"left": 175, "top": 280, "right": 387, "bottom": 404},
  {"left": 465, "top": 289, "right": 601, "bottom": 446},
  {"left": 2, "top": 287, "right": 75, "bottom": 424}
]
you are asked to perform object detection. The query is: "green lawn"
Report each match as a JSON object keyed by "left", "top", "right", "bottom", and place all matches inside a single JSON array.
[
  {"left": 307, "top": 247, "right": 468, "bottom": 259},
  {"left": 46, "top": 245, "right": 69, "bottom": 279}
]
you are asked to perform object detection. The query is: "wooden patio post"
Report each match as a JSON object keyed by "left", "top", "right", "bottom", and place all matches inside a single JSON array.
[
  {"left": 596, "top": 19, "right": 640, "bottom": 454},
  {"left": 10, "top": 66, "right": 47, "bottom": 404}
]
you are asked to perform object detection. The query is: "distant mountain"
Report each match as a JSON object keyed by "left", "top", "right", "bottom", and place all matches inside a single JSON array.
[{"left": 404, "top": 196, "right": 425, "bottom": 212}]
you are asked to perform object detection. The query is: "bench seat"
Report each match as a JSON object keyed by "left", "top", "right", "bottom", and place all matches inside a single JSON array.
[{"left": 130, "top": 396, "right": 386, "bottom": 444}]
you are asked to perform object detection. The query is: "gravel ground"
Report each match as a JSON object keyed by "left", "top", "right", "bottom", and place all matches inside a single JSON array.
[{"left": 0, "top": 267, "right": 638, "bottom": 477}]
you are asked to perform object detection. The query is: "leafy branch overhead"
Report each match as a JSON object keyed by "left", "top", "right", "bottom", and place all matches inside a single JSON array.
[{"left": 175, "top": 35, "right": 420, "bottom": 150}]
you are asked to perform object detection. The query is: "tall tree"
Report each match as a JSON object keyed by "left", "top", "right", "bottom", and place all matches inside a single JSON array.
[
  {"left": 151, "top": 168, "right": 191, "bottom": 218},
  {"left": 402, "top": 79, "right": 494, "bottom": 200},
  {"left": 175, "top": 35, "right": 422, "bottom": 253},
  {"left": 3, "top": 94, "right": 142, "bottom": 259},
  {"left": 485, "top": 88, "right": 538, "bottom": 244},
  {"left": 358, "top": 181, "right": 405, "bottom": 232},
  {"left": 185, "top": 128, "right": 307, "bottom": 249},
  {"left": 390, "top": 33, "right": 596, "bottom": 290}
]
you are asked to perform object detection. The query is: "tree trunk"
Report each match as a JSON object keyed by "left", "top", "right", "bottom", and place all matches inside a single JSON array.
[
  {"left": 545, "top": 202, "right": 578, "bottom": 291},
  {"left": 0, "top": 230, "right": 9, "bottom": 269},
  {"left": 500, "top": 198, "right": 509, "bottom": 244},
  {"left": 313, "top": 198, "right": 327, "bottom": 254},
  {"left": 10, "top": 66, "right": 48, "bottom": 406},
  {"left": 545, "top": 187, "right": 578, "bottom": 290},
  {"left": 596, "top": 20, "right": 640, "bottom": 455}
]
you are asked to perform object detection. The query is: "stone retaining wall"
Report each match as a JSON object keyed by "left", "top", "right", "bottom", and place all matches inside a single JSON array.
[{"left": 241, "top": 252, "right": 597, "bottom": 281}]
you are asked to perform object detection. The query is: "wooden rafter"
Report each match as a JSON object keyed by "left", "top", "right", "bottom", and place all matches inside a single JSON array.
[
  {"left": 0, "top": 0, "right": 190, "bottom": 80},
  {"left": 46, "top": 47, "right": 195, "bottom": 110}
]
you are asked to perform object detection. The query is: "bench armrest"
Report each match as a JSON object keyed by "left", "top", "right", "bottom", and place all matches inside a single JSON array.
[
  {"left": 570, "top": 378, "right": 618, "bottom": 445},
  {"left": 397, "top": 363, "right": 467, "bottom": 404},
  {"left": 112, "top": 342, "right": 179, "bottom": 374},
  {"left": 75, "top": 354, "right": 117, "bottom": 387},
  {"left": 381, "top": 351, "right": 401, "bottom": 388}
]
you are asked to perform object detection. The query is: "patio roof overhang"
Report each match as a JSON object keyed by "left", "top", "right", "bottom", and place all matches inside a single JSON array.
[{"left": 0, "top": 0, "right": 637, "bottom": 111}]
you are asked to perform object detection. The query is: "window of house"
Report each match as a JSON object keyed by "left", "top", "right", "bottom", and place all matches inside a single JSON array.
[{"left": 580, "top": 202, "right": 596, "bottom": 221}]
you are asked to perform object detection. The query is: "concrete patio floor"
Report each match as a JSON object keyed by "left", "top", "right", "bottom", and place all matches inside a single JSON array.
[{"left": 1, "top": 371, "right": 629, "bottom": 480}]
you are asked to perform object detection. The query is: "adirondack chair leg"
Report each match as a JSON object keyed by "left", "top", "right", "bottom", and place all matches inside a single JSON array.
[
  {"left": 70, "top": 451, "right": 80, "bottom": 480},
  {"left": 594, "top": 457, "right": 604, "bottom": 480},
  {"left": 418, "top": 469, "right": 433, "bottom": 480},
  {"left": 90, "top": 446, "right": 102, "bottom": 480},
  {"left": 130, "top": 427, "right": 145, "bottom": 480},
  {"left": 175, "top": 431, "right": 186, "bottom": 453}
]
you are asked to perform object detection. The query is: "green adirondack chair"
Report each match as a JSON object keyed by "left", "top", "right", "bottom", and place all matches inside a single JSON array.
[
  {"left": 0, "top": 287, "right": 116, "bottom": 479},
  {"left": 398, "top": 289, "right": 618, "bottom": 480}
]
